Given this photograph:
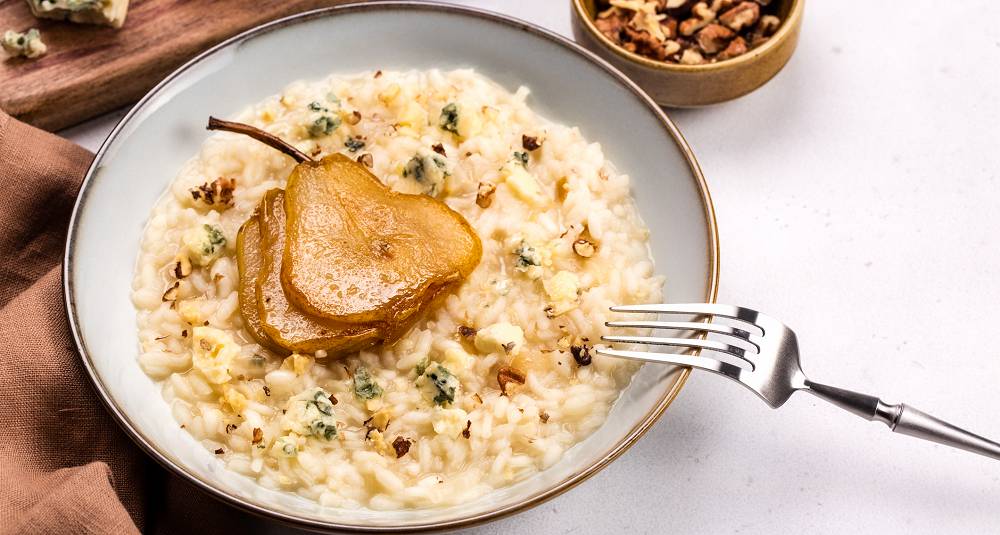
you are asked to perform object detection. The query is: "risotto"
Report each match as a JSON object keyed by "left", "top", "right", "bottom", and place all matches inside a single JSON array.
[{"left": 132, "top": 69, "right": 662, "bottom": 509}]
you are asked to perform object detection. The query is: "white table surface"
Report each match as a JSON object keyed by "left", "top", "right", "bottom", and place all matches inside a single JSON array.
[{"left": 61, "top": 1, "right": 1000, "bottom": 533}]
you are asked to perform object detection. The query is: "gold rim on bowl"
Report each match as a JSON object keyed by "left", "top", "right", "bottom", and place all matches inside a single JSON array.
[{"left": 63, "top": 2, "right": 720, "bottom": 532}]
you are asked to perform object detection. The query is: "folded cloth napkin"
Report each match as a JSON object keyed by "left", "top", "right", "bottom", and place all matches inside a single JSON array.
[{"left": 0, "top": 111, "right": 268, "bottom": 534}]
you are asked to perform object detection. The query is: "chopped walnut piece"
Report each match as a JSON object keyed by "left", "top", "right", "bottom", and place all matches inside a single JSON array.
[
  {"left": 719, "top": 1, "right": 759, "bottom": 32},
  {"left": 189, "top": 177, "right": 236, "bottom": 208},
  {"left": 679, "top": 2, "right": 715, "bottom": 36},
  {"left": 622, "top": 24, "right": 670, "bottom": 60},
  {"left": 363, "top": 411, "right": 391, "bottom": 439},
  {"left": 680, "top": 48, "right": 706, "bottom": 64},
  {"left": 696, "top": 23, "right": 735, "bottom": 54},
  {"left": 458, "top": 325, "right": 477, "bottom": 339},
  {"left": 627, "top": 1, "right": 668, "bottom": 41},
  {"left": 356, "top": 153, "right": 373, "bottom": 168},
  {"left": 595, "top": 7, "right": 629, "bottom": 41},
  {"left": 522, "top": 134, "right": 542, "bottom": 151},
  {"left": 392, "top": 436, "right": 412, "bottom": 458},
  {"left": 663, "top": 39, "right": 682, "bottom": 56},
  {"left": 660, "top": 17, "right": 678, "bottom": 39},
  {"left": 476, "top": 182, "right": 496, "bottom": 208},
  {"left": 497, "top": 366, "right": 526, "bottom": 395},
  {"left": 717, "top": 35, "right": 748, "bottom": 60},
  {"left": 173, "top": 254, "right": 192, "bottom": 279},
  {"left": 252, "top": 427, "right": 263, "bottom": 444},
  {"left": 756, "top": 14, "right": 780, "bottom": 35},
  {"left": 162, "top": 281, "right": 180, "bottom": 302},
  {"left": 571, "top": 344, "right": 593, "bottom": 366}
]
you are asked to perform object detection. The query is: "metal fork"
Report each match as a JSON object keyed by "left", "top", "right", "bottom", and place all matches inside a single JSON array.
[{"left": 599, "top": 303, "right": 1000, "bottom": 460}]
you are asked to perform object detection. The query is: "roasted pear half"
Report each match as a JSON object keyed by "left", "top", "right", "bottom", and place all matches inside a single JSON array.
[
  {"left": 236, "top": 214, "right": 286, "bottom": 354},
  {"left": 211, "top": 116, "right": 482, "bottom": 357},
  {"left": 281, "top": 154, "right": 483, "bottom": 325},
  {"left": 254, "top": 189, "right": 383, "bottom": 354}
]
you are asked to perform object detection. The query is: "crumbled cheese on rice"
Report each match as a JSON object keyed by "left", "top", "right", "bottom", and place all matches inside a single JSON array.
[
  {"left": 474, "top": 322, "right": 525, "bottom": 356},
  {"left": 191, "top": 326, "right": 238, "bottom": 384},
  {"left": 431, "top": 407, "right": 469, "bottom": 438}
]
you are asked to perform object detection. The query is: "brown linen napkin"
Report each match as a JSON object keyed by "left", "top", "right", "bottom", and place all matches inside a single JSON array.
[{"left": 0, "top": 111, "right": 267, "bottom": 534}]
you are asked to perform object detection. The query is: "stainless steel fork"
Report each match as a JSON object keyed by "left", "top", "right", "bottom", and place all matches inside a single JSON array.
[{"left": 598, "top": 303, "right": 1000, "bottom": 460}]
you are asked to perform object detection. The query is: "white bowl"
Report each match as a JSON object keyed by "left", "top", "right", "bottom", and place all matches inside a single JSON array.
[{"left": 64, "top": 2, "right": 719, "bottom": 531}]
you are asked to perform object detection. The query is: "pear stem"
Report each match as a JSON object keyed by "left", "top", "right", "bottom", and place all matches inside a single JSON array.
[{"left": 206, "top": 116, "right": 312, "bottom": 163}]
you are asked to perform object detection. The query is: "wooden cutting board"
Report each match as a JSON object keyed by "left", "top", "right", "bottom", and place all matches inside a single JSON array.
[{"left": 0, "top": 0, "right": 360, "bottom": 131}]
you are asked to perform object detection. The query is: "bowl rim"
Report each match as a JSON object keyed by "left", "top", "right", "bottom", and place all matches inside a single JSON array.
[
  {"left": 571, "top": 0, "right": 805, "bottom": 73},
  {"left": 62, "top": 1, "right": 720, "bottom": 532}
]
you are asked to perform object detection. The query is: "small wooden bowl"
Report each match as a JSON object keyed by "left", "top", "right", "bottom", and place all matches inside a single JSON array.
[{"left": 571, "top": 0, "right": 805, "bottom": 107}]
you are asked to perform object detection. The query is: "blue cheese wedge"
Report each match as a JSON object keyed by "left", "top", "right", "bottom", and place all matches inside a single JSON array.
[
  {"left": 2, "top": 29, "right": 46, "bottom": 59},
  {"left": 27, "top": 0, "right": 130, "bottom": 28}
]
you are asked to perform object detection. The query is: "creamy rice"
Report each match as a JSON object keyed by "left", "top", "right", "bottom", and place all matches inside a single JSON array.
[{"left": 132, "top": 69, "right": 662, "bottom": 509}]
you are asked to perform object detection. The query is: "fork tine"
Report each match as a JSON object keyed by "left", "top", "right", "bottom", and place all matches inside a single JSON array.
[
  {"left": 601, "top": 334, "right": 753, "bottom": 361},
  {"left": 604, "top": 320, "right": 760, "bottom": 350},
  {"left": 595, "top": 348, "right": 743, "bottom": 379},
  {"left": 609, "top": 303, "right": 763, "bottom": 328}
]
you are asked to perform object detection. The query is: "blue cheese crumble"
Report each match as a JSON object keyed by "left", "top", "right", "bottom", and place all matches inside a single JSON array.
[
  {"left": 416, "top": 362, "right": 460, "bottom": 406},
  {"left": 271, "top": 434, "right": 299, "bottom": 458},
  {"left": 283, "top": 387, "right": 338, "bottom": 441},
  {"left": 182, "top": 224, "right": 226, "bottom": 266},
  {"left": 353, "top": 366, "right": 383, "bottom": 400},
  {"left": 402, "top": 151, "right": 449, "bottom": 196},
  {"left": 306, "top": 101, "right": 341, "bottom": 137},
  {"left": 438, "top": 102, "right": 482, "bottom": 139},
  {"left": 191, "top": 326, "right": 238, "bottom": 384},
  {"left": 2, "top": 29, "right": 46, "bottom": 59}
]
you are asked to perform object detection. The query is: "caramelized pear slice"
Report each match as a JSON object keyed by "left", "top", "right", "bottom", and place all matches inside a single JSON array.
[
  {"left": 236, "top": 215, "right": 286, "bottom": 354},
  {"left": 256, "top": 189, "right": 383, "bottom": 355},
  {"left": 282, "top": 154, "right": 482, "bottom": 324}
]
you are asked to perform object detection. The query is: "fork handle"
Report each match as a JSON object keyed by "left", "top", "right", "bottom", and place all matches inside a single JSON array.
[{"left": 804, "top": 381, "right": 1000, "bottom": 461}]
